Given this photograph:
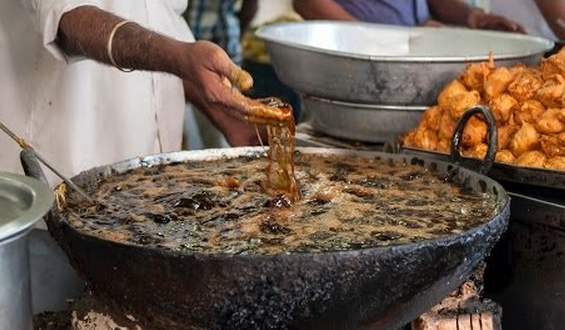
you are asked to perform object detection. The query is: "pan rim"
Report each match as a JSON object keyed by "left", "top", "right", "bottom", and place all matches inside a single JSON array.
[{"left": 255, "top": 20, "right": 554, "bottom": 63}]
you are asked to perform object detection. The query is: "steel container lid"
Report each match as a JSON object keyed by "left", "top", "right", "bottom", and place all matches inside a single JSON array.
[{"left": 0, "top": 171, "right": 54, "bottom": 243}]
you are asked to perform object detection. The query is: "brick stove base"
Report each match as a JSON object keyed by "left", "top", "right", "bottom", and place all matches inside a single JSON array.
[{"left": 34, "top": 293, "right": 146, "bottom": 330}]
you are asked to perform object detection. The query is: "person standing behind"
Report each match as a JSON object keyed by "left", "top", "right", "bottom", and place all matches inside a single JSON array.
[
  {"left": 293, "top": 0, "right": 525, "bottom": 32},
  {"left": 486, "top": 0, "right": 565, "bottom": 40},
  {"left": 186, "top": 0, "right": 258, "bottom": 65}
]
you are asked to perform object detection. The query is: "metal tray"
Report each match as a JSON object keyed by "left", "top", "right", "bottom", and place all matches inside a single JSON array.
[
  {"left": 256, "top": 21, "right": 553, "bottom": 106},
  {"left": 303, "top": 95, "right": 427, "bottom": 143},
  {"left": 401, "top": 105, "right": 565, "bottom": 190},
  {"left": 402, "top": 146, "right": 565, "bottom": 189}
]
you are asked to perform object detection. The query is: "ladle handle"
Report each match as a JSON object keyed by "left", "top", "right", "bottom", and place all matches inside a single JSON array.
[{"left": 450, "top": 105, "right": 498, "bottom": 175}]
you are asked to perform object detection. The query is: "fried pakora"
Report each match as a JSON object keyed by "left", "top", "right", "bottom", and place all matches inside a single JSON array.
[
  {"left": 496, "top": 150, "right": 515, "bottom": 164},
  {"left": 514, "top": 100, "right": 545, "bottom": 125},
  {"left": 489, "top": 93, "right": 518, "bottom": 124},
  {"left": 404, "top": 46, "right": 565, "bottom": 171},
  {"left": 516, "top": 150, "right": 546, "bottom": 168},
  {"left": 509, "top": 122, "right": 541, "bottom": 157},
  {"left": 484, "top": 67, "right": 514, "bottom": 100},
  {"left": 545, "top": 156, "right": 565, "bottom": 170},
  {"left": 535, "top": 108, "right": 565, "bottom": 134}
]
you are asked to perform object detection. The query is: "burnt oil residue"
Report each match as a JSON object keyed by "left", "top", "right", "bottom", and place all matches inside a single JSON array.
[{"left": 62, "top": 154, "right": 498, "bottom": 255}]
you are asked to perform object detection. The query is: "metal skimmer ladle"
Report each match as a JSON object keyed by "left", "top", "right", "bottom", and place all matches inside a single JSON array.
[{"left": 0, "top": 120, "right": 97, "bottom": 204}]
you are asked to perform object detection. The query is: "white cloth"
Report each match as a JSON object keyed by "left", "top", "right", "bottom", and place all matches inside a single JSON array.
[
  {"left": 0, "top": 0, "right": 194, "bottom": 186},
  {"left": 483, "top": 0, "right": 558, "bottom": 41}
]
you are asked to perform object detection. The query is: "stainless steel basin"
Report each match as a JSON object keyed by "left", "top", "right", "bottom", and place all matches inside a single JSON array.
[{"left": 256, "top": 21, "right": 554, "bottom": 106}]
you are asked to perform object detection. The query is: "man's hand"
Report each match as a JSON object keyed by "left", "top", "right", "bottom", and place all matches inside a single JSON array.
[
  {"left": 179, "top": 41, "right": 266, "bottom": 146},
  {"left": 467, "top": 8, "right": 526, "bottom": 33}
]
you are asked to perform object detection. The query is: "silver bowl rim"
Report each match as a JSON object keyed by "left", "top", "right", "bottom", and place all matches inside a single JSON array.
[
  {"left": 0, "top": 171, "right": 54, "bottom": 242},
  {"left": 304, "top": 95, "right": 430, "bottom": 110},
  {"left": 256, "top": 21, "right": 555, "bottom": 63}
]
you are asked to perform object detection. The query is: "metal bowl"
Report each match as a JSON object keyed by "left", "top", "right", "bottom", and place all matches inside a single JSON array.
[
  {"left": 0, "top": 172, "right": 54, "bottom": 330},
  {"left": 0, "top": 172, "right": 54, "bottom": 242},
  {"left": 256, "top": 21, "right": 554, "bottom": 106},
  {"left": 303, "top": 95, "right": 427, "bottom": 143}
]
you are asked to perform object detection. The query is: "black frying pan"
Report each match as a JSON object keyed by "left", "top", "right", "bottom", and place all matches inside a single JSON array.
[{"left": 21, "top": 147, "right": 510, "bottom": 330}]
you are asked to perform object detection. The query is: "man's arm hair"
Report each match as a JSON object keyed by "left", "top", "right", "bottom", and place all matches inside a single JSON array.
[{"left": 57, "top": 5, "right": 186, "bottom": 76}]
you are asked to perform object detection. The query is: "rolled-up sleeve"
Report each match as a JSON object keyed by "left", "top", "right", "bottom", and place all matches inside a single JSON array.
[{"left": 22, "top": 0, "right": 103, "bottom": 61}]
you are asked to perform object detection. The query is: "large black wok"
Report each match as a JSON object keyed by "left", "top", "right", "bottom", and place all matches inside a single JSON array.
[{"left": 22, "top": 147, "right": 510, "bottom": 330}]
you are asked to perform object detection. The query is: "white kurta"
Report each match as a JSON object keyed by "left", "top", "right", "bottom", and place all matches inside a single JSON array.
[{"left": 0, "top": 0, "right": 194, "bottom": 186}]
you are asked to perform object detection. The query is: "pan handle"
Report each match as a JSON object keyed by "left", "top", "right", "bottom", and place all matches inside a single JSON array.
[
  {"left": 20, "top": 150, "right": 57, "bottom": 223},
  {"left": 20, "top": 150, "right": 49, "bottom": 184},
  {"left": 450, "top": 105, "right": 498, "bottom": 175}
]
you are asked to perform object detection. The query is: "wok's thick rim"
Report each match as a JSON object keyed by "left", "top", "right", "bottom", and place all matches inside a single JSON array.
[
  {"left": 256, "top": 21, "right": 554, "bottom": 63},
  {"left": 52, "top": 147, "right": 510, "bottom": 260}
]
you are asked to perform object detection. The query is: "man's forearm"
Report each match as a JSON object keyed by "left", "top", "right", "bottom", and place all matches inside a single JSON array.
[
  {"left": 292, "top": 0, "right": 357, "bottom": 21},
  {"left": 57, "top": 6, "right": 186, "bottom": 76},
  {"left": 427, "top": 0, "right": 472, "bottom": 26}
]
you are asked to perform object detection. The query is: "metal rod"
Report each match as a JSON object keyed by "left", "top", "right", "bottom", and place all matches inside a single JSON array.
[{"left": 0, "top": 120, "right": 96, "bottom": 204}]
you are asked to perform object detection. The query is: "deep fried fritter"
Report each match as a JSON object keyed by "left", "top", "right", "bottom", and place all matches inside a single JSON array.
[
  {"left": 541, "top": 48, "right": 565, "bottom": 79},
  {"left": 484, "top": 67, "right": 514, "bottom": 100},
  {"left": 509, "top": 122, "right": 540, "bottom": 157},
  {"left": 540, "top": 133, "right": 565, "bottom": 157},
  {"left": 536, "top": 75, "right": 565, "bottom": 108},
  {"left": 488, "top": 93, "right": 518, "bottom": 124},
  {"left": 514, "top": 99, "right": 545, "bottom": 125},
  {"left": 545, "top": 156, "right": 565, "bottom": 170},
  {"left": 411, "top": 126, "right": 439, "bottom": 151},
  {"left": 507, "top": 68, "right": 544, "bottom": 102},
  {"left": 438, "top": 80, "right": 468, "bottom": 107},
  {"left": 403, "top": 130, "right": 416, "bottom": 146},
  {"left": 516, "top": 150, "right": 546, "bottom": 168},
  {"left": 438, "top": 111, "right": 456, "bottom": 140},
  {"left": 498, "top": 124, "right": 519, "bottom": 150},
  {"left": 496, "top": 149, "right": 515, "bottom": 164},
  {"left": 462, "top": 143, "right": 488, "bottom": 159},
  {"left": 446, "top": 91, "right": 482, "bottom": 119},
  {"left": 437, "top": 139, "right": 451, "bottom": 153},
  {"left": 419, "top": 106, "right": 441, "bottom": 131},
  {"left": 535, "top": 108, "right": 565, "bottom": 134},
  {"left": 461, "top": 116, "right": 487, "bottom": 147},
  {"left": 460, "top": 56, "right": 495, "bottom": 92},
  {"left": 509, "top": 63, "right": 528, "bottom": 76}
]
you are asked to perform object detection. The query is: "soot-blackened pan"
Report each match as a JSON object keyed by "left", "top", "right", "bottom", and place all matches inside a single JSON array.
[{"left": 21, "top": 147, "right": 510, "bottom": 330}]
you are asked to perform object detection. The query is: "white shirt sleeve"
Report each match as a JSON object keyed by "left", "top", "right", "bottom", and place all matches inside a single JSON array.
[{"left": 21, "top": 0, "right": 103, "bottom": 61}]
